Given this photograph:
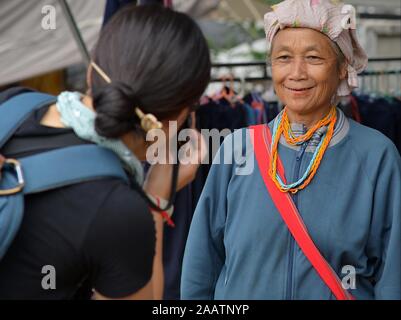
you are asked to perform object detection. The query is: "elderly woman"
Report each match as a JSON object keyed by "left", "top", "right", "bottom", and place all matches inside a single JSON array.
[{"left": 181, "top": 0, "right": 401, "bottom": 300}]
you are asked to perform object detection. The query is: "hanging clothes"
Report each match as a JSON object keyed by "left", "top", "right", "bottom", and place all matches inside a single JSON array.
[
  {"left": 103, "top": 0, "right": 136, "bottom": 26},
  {"left": 341, "top": 92, "right": 401, "bottom": 154},
  {"left": 162, "top": 184, "right": 193, "bottom": 300},
  {"left": 103, "top": 0, "right": 165, "bottom": 26}
]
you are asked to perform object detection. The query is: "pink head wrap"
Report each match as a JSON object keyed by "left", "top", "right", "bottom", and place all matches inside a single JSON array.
[{"left": 264, "top": 0, "right": 368, "bottom": 96}]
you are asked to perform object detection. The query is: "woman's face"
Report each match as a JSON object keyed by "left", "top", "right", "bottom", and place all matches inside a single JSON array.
[{"left": 271, "top": 28, "right": 346, "bottom": 117}]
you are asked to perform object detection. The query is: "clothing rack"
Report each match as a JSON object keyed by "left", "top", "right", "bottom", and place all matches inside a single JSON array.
[{"left": 359, "top": 13, "right": 401, "bottom": 20}]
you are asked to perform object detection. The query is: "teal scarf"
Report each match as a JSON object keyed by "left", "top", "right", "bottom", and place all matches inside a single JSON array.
[{"left": 56, "top": 91, "right": 144, "bottom": 185}]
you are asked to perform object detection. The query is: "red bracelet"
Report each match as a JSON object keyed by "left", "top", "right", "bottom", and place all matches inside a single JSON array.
[{"left": 152, "top": 196, "right": 175, "bottom": 228}]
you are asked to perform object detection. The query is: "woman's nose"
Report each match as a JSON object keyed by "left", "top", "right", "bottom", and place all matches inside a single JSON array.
[{"left": 288, "top": 58, "right": 308, "bottom": 81}]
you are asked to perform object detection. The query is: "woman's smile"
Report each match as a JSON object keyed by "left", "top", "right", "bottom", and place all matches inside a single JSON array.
[{"left": 283, "top": 84, "right": 315, "bottom": 96}]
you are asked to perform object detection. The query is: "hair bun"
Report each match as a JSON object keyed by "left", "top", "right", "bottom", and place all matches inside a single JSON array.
[{"left": 93, "top": 82, "right": 141, "bottom": 138}]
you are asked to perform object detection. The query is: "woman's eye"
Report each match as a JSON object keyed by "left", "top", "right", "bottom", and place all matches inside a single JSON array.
[
  {"left": 306, "top": 56, "right": 322, "bottom": 61},
  {"left": 277, "top": 55, "right": 290, "bottom": 61}
]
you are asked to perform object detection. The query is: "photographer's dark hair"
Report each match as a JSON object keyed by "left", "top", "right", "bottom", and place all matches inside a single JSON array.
[{"left": 91, "top": 4, "right": 211, "bottom": 138}]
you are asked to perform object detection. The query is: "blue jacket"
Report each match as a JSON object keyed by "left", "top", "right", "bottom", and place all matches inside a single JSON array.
[{"left": 181, "top": 110, "right": 401, "bottom": 300}]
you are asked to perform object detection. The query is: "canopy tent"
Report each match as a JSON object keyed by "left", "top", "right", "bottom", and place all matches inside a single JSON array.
[
  {"left": 0, "top": 0, "right": 220, "bottom": 87},
  {"left": 2, "top": 0, "right": 398, "bottom": 87},
  {"left": 0, "top": 0, "right": 106, "bottom": 86}
]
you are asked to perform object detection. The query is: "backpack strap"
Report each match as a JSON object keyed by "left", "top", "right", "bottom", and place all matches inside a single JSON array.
[
  {"left": 250, "top": 124, "right": 355, "bottom": 300},
  {"left": 0, "top": 92, "right": 56, "bottom": 148},
  {"left": 19, "top": 145, "right": 129, "bottom": 194},
  {"left": 0, "top": 92, "right": 129, "bottom": 194},
  {"left": 2, "top": 133, "right": 90, "bottom": 158}
]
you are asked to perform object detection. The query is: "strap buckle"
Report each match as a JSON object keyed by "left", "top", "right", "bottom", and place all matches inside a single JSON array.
[{"left": 0, "top": 158, "right": 25, "bottom": 196}]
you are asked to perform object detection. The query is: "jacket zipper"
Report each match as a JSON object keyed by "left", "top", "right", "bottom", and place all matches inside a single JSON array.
[{"left": 286, "top": 142, "right": 307, "bottom": 300}]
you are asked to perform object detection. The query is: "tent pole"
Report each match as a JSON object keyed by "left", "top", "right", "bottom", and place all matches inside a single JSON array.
[{"left": 58, "top": 0, "right": 91, "bottom": 65}]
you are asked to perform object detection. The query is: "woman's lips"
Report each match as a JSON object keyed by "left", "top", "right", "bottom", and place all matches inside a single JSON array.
[
  {"left": 284, "top": 85, "right": 315, "bottom": 91},
  {"left": 284, "top": 85, "right": 315, "bottom": 96}
]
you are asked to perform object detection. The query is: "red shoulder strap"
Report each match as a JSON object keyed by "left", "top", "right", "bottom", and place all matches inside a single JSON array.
[{"left": 249, "top": 124, "right": 354, "bottom": 300}]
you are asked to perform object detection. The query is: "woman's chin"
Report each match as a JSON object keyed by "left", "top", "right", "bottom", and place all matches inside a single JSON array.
[{"left": 285, "top": 103, "right": 312, "bottom": 115}]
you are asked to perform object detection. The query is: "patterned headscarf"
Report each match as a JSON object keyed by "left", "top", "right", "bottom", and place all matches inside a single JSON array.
[{"left": 264, "top": 0, "right": 368, "bottom": 96}]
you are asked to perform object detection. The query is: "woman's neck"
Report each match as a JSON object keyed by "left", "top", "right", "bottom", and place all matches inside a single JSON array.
[
  {"left": 40, "top": 94, "right": 94, "bottom": 128},
  {"left": 81, "top": 94, "right": 94, "bottom": 110}
]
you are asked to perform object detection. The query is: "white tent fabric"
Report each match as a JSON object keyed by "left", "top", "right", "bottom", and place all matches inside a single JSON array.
[
  {"left": 174, "top": 0, "right": 220, "bottom": 18},
  {"left": 0, "top": 0, "right": 221, "bottom": 87},
  {"left": 0, "top": 0, "right": 105, "bottom": 86}
]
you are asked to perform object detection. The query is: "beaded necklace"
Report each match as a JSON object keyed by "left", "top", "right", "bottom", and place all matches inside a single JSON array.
[{"left": 269, "top": 107, "right": 337, "bottom": 193}]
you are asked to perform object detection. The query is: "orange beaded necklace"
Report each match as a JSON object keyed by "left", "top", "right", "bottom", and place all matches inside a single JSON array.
[{"left": 269, "top": 107, "right": 337, "bottom": 193}]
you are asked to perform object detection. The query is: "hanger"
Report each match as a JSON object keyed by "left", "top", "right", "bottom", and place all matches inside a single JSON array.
[
  {"left": 368, "top": 72, "right": 378, "bottom": 101},
  {"left": 214, "top": 74, "right": 244, "bottom": 107},
  {"left": 222, "top": 74, "right": 236, "bottom": 103},
  {"left": 379, "top": 70, "right": 396, "bottom": 103}
]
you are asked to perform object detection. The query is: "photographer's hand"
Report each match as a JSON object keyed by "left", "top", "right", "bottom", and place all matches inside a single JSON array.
[{"left": 143, "top": 112, "right": 207, "bottom": 198}]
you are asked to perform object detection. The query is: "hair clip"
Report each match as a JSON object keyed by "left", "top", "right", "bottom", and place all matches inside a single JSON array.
[
  {"left": 135, "top": 108, "right": 163, "bottom": 132},
  {"left": 90, "top": 61, "right": 163, "bottom": 132}
]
